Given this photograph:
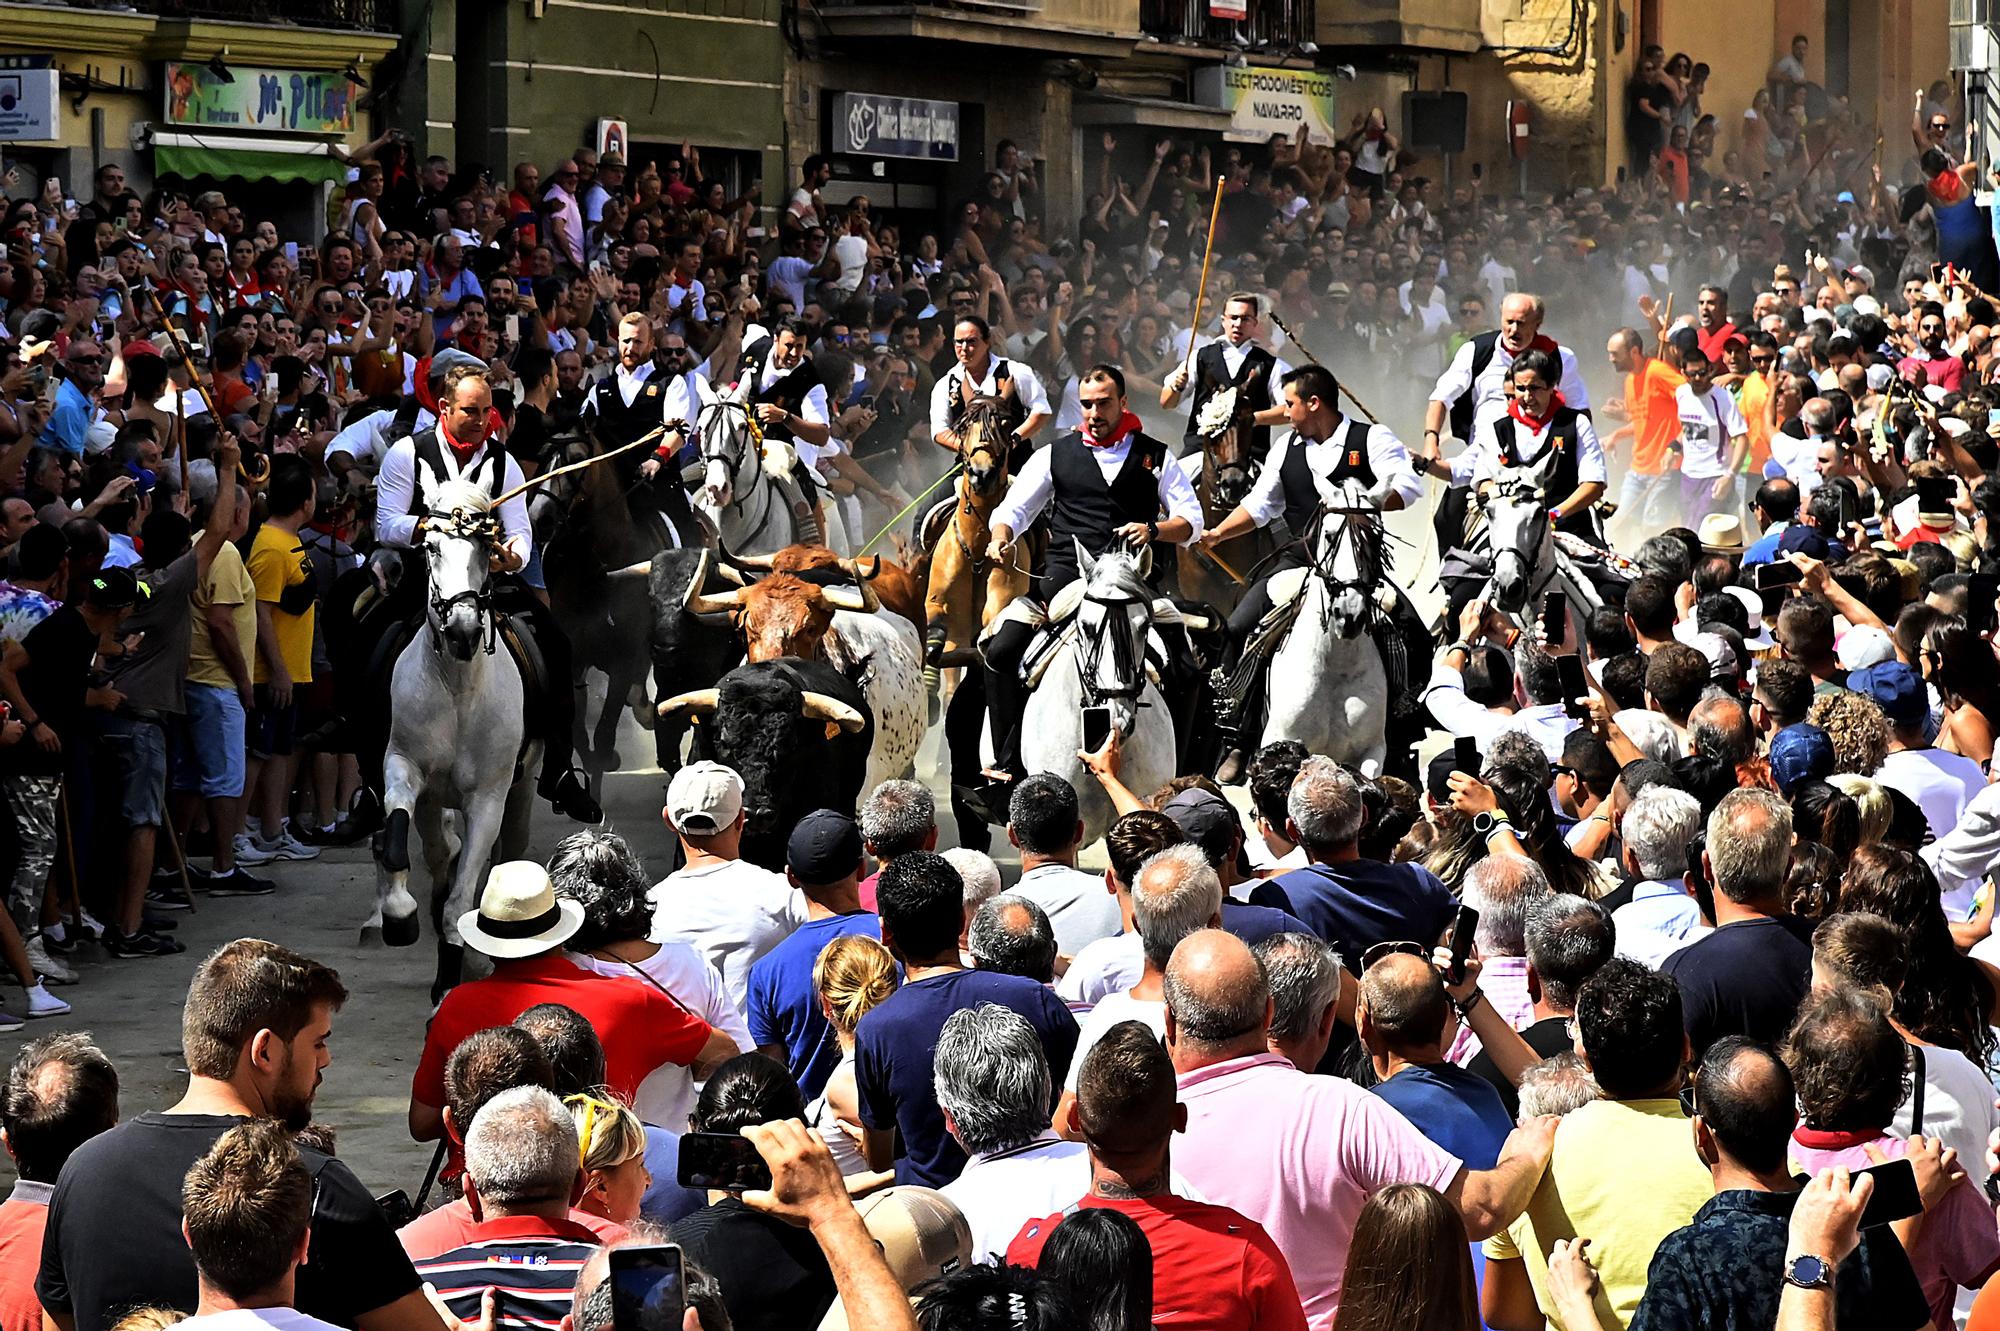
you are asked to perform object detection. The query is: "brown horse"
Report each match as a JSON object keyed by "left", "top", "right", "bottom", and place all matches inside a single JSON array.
[
  {"left": 921, "top": 397, "right": 1028, "bottom": 699},
  {"left": 1182, "top": 412, "right": 1268, "bottom": 613}
]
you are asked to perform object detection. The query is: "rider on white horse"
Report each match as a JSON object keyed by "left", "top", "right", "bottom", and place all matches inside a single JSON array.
[
  {"left": 369, "top": 360, "right": 603, "bottom": 824},
  {"left": 973, "top": 364, "right": 1201, "bottom": 816},
  {"left": 1199, "top": 364, "right": 1426, "bottom": 781}
]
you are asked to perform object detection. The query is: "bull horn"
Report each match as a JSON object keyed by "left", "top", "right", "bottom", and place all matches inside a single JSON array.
[
  {"left": 801, "top": 691, "right": 866, "bottom": 733},
  {"left": 684, "top": 586, "right": 746, "bottom": 615},
  {"left": 820, "top": 579, "right": 879, "bottom": 614},
  {"left": 607, "top": 559, "right": 653, "bottom": 579},
  {"left": 713, "top": 562, "right": 749, "bottom": 586},
  {"left": 658, "top": 688, "right": 721, "bottom": 718},
  {"left": 833, "top": 555, "right": 881, "bottom": 580},
  {"left": 728, "top": 551, "right": 780, "bottom": 571}
]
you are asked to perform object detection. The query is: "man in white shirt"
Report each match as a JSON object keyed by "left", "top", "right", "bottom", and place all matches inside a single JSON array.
[
  {"left": 650, "top": 761, "right": 808, "bottom": 1014},
  {"left": 1420, "top": 604, "right": 1579, "bottom": 762},
  {"left": 1608, "top": 786, "right": 1709, "bottom": 969},
  {"left": 1769, "top": 396, "right": 1835, "bottom": 501},
  {"left": 977, "top": 366, "right": 1200, "bottom": 792},
  {"left": 1671, "top": 350, "right": 1749, "bottom": 529},
  {"left": 1421, "top": 292, "right": 1591, "bottom": 462},
  {"left": 1852, "top": 661, "right": 1984, "bottom": 843},
  {"left": 1006, "top": 774, "right": 1124, "bottom": 959},
  {"left": 1159, "top": 292, "right": 1292, "bottom": 459},
  {"left": 1199, "top": 363, "right": 1423, "bottom": 779},
  {"left": 930, "top": 316, "right": 1052, "bottom": 469}
]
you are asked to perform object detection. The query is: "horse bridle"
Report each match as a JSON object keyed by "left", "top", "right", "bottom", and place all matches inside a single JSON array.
[
  {"left": 1305, "top": 499, "right": 1386, "bottom": 627},
  {"left": 424, "top": 514, "right": 502, "bottom": 656},
  {"left": 696, "top": 398, "right": 764, "bottom": 517},
  {"left": 1074, "top": 588, "right": 1150, "bottom": 705},
  {"left": 1482, "top": 479, "right": 1561, "bottom": 604}
]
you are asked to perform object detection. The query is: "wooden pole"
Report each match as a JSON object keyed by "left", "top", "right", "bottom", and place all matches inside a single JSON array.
[{"left": 1183, "top": 176, "right": 1227, "bottom": 378}]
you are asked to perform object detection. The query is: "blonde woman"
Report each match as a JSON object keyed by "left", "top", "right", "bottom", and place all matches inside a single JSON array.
[
  {"left": 809, "top": 934, "right": 899, "bottom": 1177},
  {"left": 565, "top": 1093, "right": 652, "bottom": 1226}
]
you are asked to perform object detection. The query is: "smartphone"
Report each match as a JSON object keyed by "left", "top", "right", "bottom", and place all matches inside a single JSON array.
[
  {"left": 1453, "top": 735, "right": 1480, "bottom": 776},
  {"left": 1540, "top": 591, "right": 1567, "bottom": 648},
  {"left": 1836, "top": 485, "right": 1857, "bottom": 533},
  {"left": 1556, "top": 653, "right": 1590, "bottom": 719},
  {"left": 1916, "top": 475, "right": 1955, "bottom": 514},
  {"left": 1970, "top": 572, "right": 2000, "bottom": 636},
  {"left": 1755, "top": 560, "right": 1805, "bottom": 591},
  {"left": 505, "top": 312, "right": 520, "bottom": 344},
  {"left": 282, "top": 241, "right": 298, "bottom": 264},
  {"left": 1447, "top": 905, "right": 1479, "bottom": 983},
  {"left": 676, "top": 1130, "right": 772, "bottom": 1192},
  {"left": 610, "top": 1244, "right": 686, "bottom": 1331},
  {"left": 1855, "top": 1158, "right": 1923, "bottom": 1229},
  {"left": 1082, "top": 705, "right": 1113, "bottom": 754}
]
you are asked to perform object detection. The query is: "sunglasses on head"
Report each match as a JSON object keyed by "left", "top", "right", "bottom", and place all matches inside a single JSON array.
[{"left": 1362, "top": 940, "right": 1427, "bottom": 969}]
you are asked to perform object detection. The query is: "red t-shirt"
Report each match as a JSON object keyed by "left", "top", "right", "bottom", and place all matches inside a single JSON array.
[
  {"left": 1007, "top": 1193, "right": 1308, "bottom": 1331},
  {"left": 1695, "top": 320, "right": 1740, "bottom": 364},
  {"left": 412, "top": 952, "right": 713, "bottom": 1109},
  {"left": 398, "top": 1195, "right": 627, "bottom": 1260},
  {"left": 0, "top": 1194, "right": 49, "bottom": 1331}
]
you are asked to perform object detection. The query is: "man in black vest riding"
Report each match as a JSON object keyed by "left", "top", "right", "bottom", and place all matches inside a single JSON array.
[
  {"left": 930, "top": 315, "right": 1051, "bottom": 472},
  {"left": 736, "top": 315, "right": 833, "bottom": 540},
  {"left": 1419, "top": 292, "right": 1591, "bottom": 566},
  {"left": 363, "top": 362, "right": 602, "bottom": 824},
  {"left": 1200, "top": 364, "right": 1428, "bottom": 783},
  {"left": 1160, "top": 291, "right": 1291, "bottom": 463},
  {"left": 583, "top": 311, "right": 705, "bottom": 547},
  {"left": 970, "top": 364, "right": 1201, "bottom": 813}
]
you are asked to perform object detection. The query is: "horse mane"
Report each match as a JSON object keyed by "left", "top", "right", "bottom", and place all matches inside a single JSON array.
[
  {"left": 432, "top": 477, "right": 496, "bottom": 518},
  {"left": 1088, "top": 547, "right": 1152, "bottom": 601}
]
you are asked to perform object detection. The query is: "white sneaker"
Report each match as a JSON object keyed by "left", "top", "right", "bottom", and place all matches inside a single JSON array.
[
  {"left": 74, "top": 910, "right": 107, "bottom": 942},
  {"left": 25, "top": 936, "right": 77, "bottom": 985},
  {"left": 25, "top": 982, "right": 70, "bottom": 1018},
  {"left": 256, "top": 829, "right": 320, "bottom": 862},
  {"left": 231, "top": 834, "right": 279, "bottom": 866},
  {"left": 0, "top": 1008, "right": 21, "bottom": 1032}
]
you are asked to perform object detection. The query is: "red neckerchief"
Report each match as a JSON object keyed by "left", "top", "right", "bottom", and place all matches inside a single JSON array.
[
  {"left": 1793, "top": 1126, "right": 1883, "bottom": 1151},
  {"left": 1503, "top": 332, "right": 1561, "bottom": 359},
  {"left": 443, "top": 427, "right": 490, "bottom": 464},
  {"left": 1087, "top": 411, "right": 1144, "bottom": 449},
  {"left": 1508, "top": 391, "right": 1567, "bottom": 431}
]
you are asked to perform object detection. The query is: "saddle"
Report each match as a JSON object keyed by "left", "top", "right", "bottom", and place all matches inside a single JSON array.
[{"left": 985, "top": 577, "right": 1180, "bottom": 693}]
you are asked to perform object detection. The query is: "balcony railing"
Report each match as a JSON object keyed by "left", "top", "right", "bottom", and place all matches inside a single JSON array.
[
  {"left": 1141, "top": 0, "right": 1313, "bottom": 49},
  {"left": 813, "top": 0, "right": 1044, "bottom": 14},
  {"left": 40, "top": 0, "right": 389, "bottom": 30}
]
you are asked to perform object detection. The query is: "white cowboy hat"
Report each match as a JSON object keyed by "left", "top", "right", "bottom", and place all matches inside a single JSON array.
[
  {"left": 1721, "top": 584, "right": 1777, "bottom": 650},
  {"left": 1697, "top": 513, "right": 1746, "bottom": 553},
  {"left": 457, "top": 861, "right": 584, "bottom": 959}
]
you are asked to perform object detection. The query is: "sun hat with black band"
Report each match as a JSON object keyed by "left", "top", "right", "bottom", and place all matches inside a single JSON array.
[{"left": 458, "top": 860, "right": 586, "bottom": 959}]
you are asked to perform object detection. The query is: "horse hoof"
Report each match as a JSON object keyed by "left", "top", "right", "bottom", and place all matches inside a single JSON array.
[
  {"left": 358, "top": 925, "right": 383, "bottom": 946},
  {"left": 382, "top": 912, "right": 421, "bottom": 947}
]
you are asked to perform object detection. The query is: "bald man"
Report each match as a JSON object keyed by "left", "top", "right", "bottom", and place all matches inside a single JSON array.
[
  {"left": 1358, "top": 954, "right": 1514, "bottom": 1172},
  {"left": 1164, "top": 930, "right": 1554, "bottom": 1329}
]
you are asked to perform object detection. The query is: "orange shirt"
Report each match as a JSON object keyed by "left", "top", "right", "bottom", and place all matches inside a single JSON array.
[
  {"left": 1737, "top": 371, "right": 1773, "bottom": 471},
  {"left": 1628, "top": 358, "right": 1687, "bottom": 476}
]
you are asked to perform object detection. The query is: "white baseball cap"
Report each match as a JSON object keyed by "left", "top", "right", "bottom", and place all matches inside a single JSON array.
[{"left": 666, "top": 761, "right": 743, "bottom": 835}]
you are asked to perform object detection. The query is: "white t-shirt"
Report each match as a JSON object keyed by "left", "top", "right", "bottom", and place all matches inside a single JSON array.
[
  {"left": 650, "top": 859, "right": 810, "bottom": 1015},
  {"left": 1056, "top": 930, "right": 1142, "bottom": 1007},
  {"left": 1011, "top": 863, "right": 1124, "bottom": 959},
  {"left": 177, "top": 1311, "right": 345, "bottom": 1331},
  {"left": 1892, "top": 1039, "right": 2000, "bottom": 1193},
  {"left": 1673, "top": 383, "right": 1747, "bottom": 480},
  {"left": 1875, "top": 747, "right": 1985, "bottom": 843},
  {"left": 567, "top": 943, "right": 752, "bottom": 1128},
  {"left": 1063, "top": 990, "right": 1167, "bottom": 1093},
  {"left": 831, "top": 234, "right": 868, "bottom": 294},
  {"left": 939, "top": 1132, "right": 1206, "bottom": 1265}
]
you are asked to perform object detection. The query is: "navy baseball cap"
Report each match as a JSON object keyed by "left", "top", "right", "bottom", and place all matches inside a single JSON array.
[
  {"left": 1846, "top": 661, "right": 1927, "bottom": 727},
  {"left": 1778, "top": 525, "right": 1831, "bottom": 560},
  {"left": 787, "top": 808, "right": 864, "bottom": 885},
  {"left": 1769, "top": 723, "right": 1836, "bottom": 795}
]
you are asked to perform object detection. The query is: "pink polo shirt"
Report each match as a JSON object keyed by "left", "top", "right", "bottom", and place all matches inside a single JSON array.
[
  {"left": 1447, "top": 953, "right": 1534, "bottom": 1065},
  {"left": 1174, "top": 1052, "right": 1463, "bottom": 1329}
]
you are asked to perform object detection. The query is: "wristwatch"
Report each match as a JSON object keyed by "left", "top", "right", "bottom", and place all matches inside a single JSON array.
[
  {"left": 1472, "top": 810, "right": 1512, "bottom": 837},
  {"left": 1145, "top": 519, "right": 1159, "bottom": 544},
  {"left": 1783, "top": 1254, "right": 1833, "bottom": 1291}
]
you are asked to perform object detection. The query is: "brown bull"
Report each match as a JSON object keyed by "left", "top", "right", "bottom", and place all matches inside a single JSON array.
[{"left": 729, "top": 542, "right": 926, "bottom": 629}]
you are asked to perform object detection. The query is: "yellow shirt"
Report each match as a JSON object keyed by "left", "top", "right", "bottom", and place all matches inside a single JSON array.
[
  {"left": 1483, "top": 1097, "right": 1712, "bottom": 1330},
  {"left": 247, "top": 522, "right": 314, "bottom": 684},
  {"left": 188, "top": 539, "right": 255, "bottom": 691}
]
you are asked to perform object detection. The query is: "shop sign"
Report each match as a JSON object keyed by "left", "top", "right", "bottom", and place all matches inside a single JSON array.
[
  {"left": 1208, "top": 0, "right": 1248, "bottom": 18},
  {"left": 1194, "top": 64, "right": 1339, "bottom": 146},
  {"left": 163, "top": 62, "right": 357, "bottom": 135},
  {"left": 833, "top": 92, "right": 958, "bottom": 162},
  {"left": 597, "top": 118, "right": 628, "bottom": 161},
  {"left": 0, "top": 69, "right": 56, "bottom": 143}
]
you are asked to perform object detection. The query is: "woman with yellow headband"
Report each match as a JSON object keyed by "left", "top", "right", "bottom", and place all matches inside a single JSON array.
[{"left": 565, "top": 1092, "right": 652, "bottom": 1226}]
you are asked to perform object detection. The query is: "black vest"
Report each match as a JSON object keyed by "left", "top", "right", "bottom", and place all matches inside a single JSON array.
[
  {"left": 411, "top": 428, "right": 508, "bottom": 506},
  {"left": 1446, "top": 330, "right": 1506, "bottom": 443},
  {"left": 1488, "top": 407, "right": 1595, "bottom": 537},
  {"left": 1045, "top": 428, "right": 1170, "bottom": 560},
  {"left": 947, "top": 358, "right": 1030, "bottom": 469},
  {"left": 1186, "top": 341, "right": 1277, "bottom": 460},
  {"left": 741, "top": 339, "right": 824, "bottom": 445},
  {"left": 1278, "top": 418, "right": 1376, "bottom": 536},
  {"left": 584, "top": 368, "right": 668, "bottom": 447}
]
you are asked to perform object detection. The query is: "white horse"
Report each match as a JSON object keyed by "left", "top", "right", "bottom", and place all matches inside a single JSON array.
[
  {"left": 1261, "top": 478, "right": 1390, "bottom": 775},
  {"left": 1016, "top": 542, "right": 1177, "bottom": 848},
  {"left": 1478, "top": 469, "right": 1602, "bottom": 640},
  {"left": 692, "top": 379, "right": 806, "bottom": 556},
  {"left": 365, "top": 480, "right": 537, "bottom": 1003}
]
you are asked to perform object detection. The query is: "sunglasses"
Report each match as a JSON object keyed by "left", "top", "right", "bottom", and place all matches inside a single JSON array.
[{"left": 1361, "top": 940, "right": 1427, "bottom": 969}]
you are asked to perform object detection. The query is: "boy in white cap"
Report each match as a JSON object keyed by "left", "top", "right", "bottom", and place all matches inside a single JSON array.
[{"left": 651, "top": 761, "right": 809, "bottom": 1014}]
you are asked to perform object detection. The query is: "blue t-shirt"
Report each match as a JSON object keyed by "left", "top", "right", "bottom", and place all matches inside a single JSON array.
[
  {"left": 747, "top": 910, "right": 881, "bottom": 1101},
  {"left": 640, "top": 1125, "right": 705, "bottom": 1225},
  {"left": 1220, "top": 899, "right": 1312, "bottom": 948},
  {"left": 1370, "top": 1062, "right": 1513, "bottom": 1170},
  {"left": 854, "top": 968, "right": 1079, "bottom": 1187},
  {"left": 1250, "top": 858, "right": 1458, "bottom": 974}
]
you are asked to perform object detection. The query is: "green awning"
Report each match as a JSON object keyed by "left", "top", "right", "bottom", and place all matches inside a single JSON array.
[{"left": 154, "top": 144, "right": 344, "bottom": 186}]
